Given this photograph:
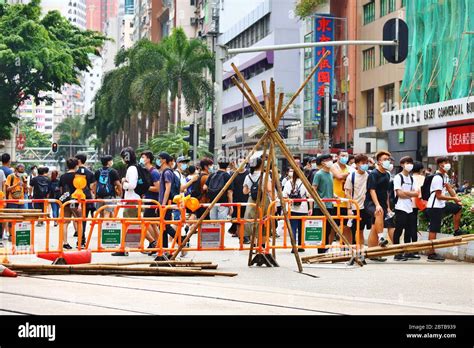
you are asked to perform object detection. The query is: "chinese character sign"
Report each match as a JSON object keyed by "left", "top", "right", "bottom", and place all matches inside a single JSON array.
[{"left": 314, "top": 15, "right": 334, "bottom": 122}]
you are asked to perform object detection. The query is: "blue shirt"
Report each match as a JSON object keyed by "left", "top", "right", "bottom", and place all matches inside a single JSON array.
[
  {"left": 144, "top": 167, "right": 160, "bottom": 201},
  {"left": 159, "top": 168, "right": 174, "bottom": 204},
  {"left": 0, "top": 166, "right": 13, "bottom": 177}
]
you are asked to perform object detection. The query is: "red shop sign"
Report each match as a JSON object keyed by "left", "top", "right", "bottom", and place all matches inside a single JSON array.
[{"left": 446, "top": 124, "right": 474, "bottom": 153}]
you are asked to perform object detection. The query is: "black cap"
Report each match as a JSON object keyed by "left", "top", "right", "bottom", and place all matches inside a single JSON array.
[
  {"left": 158, "top": 152, "right": 172, "bottom": 162},
  {"left": 316, "top": 154, "right": 332, "bottom": 165}
]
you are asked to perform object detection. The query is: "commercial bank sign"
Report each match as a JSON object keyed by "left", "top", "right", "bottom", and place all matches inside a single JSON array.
[{"left": 382, "top": 96, "right": 474, "bottom": 131}]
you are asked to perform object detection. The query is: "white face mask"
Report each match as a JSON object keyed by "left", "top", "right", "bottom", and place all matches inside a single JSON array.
[
  {"left": 388, "top": 164, "right": 394, "bottom": 172},
  {"left": 311, "top": 163, "right": 317, "bottom": 169},
  {"left": 443, "top": 163, "right": 451, "bottom": 171},
  {"left": 288, "top": 171, "right": 294, "bottom": 178},
  {"left": 324, "top": 161, "right": 333, "bottom": 169},
  {"left": 405, "top": 164, "right": 414, "bottom": 172}
]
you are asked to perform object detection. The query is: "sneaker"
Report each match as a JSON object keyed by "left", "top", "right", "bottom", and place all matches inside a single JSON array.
[
  {"left": 394, "top": 253, "right": 408, "bottom": 261},
  {"left": 111, "top": 252, "right": 129, "bottom": 256},
  {"left": 243, "top": 237, "right": 251, "bottom": 244},
  {"left": 369, "top": 257, "right": 387, "bottom": 262},
  {"left": 427, "top": 253, "right": 445, "bottom": 262},
  {"left": 404, "top": 252, "right": 421, "bottom": 260},
  {"left": 453, "top": 229, "right": 467, "bottom": 236},
  {"left": 378, "top": 237, "right": 389, "bottom": 247},
  {"left": 54, "top": 222, "right": 58, "bottom": 227},
  {"left": 147, "top": 241, "right": 157, "bottom": 256},
  {"left": 63, "top": 243, "right": 73, "bottom": 250},
  {"left": 298, "top": 248, "right": 305, "bottom": 252}
]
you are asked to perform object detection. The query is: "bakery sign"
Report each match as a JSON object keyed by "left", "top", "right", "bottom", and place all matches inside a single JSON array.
[
  {"left": 428, "top": 124, "right": 474, "bottom": 157},
  {"left": 382, "top": 96, "right": 473, "bottom": 131}
]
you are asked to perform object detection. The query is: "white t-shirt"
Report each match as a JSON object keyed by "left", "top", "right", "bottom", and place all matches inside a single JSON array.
[
  {"left": 283, "top": 178, "right": 309, "bottom": 213},
  {"left": 427, "top": 172, "right": 449, "bottom": 208},
  {"left": 344, "top": 170, "right": 368, "bottom": 210},
  {"left": 0, "top": 169, "right": 5, "bottom": 192},
  {"left": 123, "top": 165, "right": 140, "bottom": 200},
  {"left": 393, "top": 173, "right": 414, "bottom": 213}
]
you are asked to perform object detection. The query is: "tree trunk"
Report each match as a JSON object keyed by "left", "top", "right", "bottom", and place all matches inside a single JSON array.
[{"left": 177, "top": 79, "right": 182, "bottom": 126}]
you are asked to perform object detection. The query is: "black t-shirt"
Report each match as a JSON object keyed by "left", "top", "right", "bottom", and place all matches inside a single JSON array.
[
  {"left": 76, "top": 166, "right": 96, "bottom": 199},
  {"left": 59, "top": 172, "right": 76, "bottom": 195},
  {"left": 30, "top": 175, "right": 51, "bottom": 198},
  {"left": 205, "top": 170, "right": 234, "bottom": 203},
  {"left": 365, "top": 168, "right": 391, "bottom": 209},
  {"left": 233, "top": 170, "right": 249, "bottom": 203}
]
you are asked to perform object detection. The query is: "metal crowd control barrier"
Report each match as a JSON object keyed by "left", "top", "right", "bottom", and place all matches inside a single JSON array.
[
  {"left": 0, "top": 198, "right": 62, "bottom": 255},
  {"left": 0, "top": 198, "right": 362, "bottom": 257},
  {"left": 264, "top": 198, "right": 362, "bottom": 253}
]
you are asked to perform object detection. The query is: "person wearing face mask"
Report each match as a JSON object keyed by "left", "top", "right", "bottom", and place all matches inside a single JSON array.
[
  {"left": 331, "top": 150, "right": 352, "bottom": 243},
  {"left": 364, "top": 151, "right": 394, "bottom": 261},
  {"left": 94, "top": 155, "right": 122, "bottom": 219},
  {"left": 392, "top": 156, "right": 420, "bottom": 261},
  {"left": 312, "top": 154, "right": 336, "bottom": 253},
  {"left": 425, "top": 157, "right": 466, "bottom": 262},
  {"left": 5, "top": 164, "right": 28, "bottom": 239},
  {"left": 344, "top": 154, "right": 371, "bottom": 248},
  {"left": 227, "top": 158, "right": 249, "bottom": 238}
]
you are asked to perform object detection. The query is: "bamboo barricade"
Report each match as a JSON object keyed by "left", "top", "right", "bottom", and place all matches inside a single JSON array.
[
  {"left": 302, "top": 235, "right": 474, "bottom": 264},
  {"left": 229, "top": 51, "right": 363, "bottom": 267},
  {"left": 2, "top": 263, "right": 236, "bottom": 277}
]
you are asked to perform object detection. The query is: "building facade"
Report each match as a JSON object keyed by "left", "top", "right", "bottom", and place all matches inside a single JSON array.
[
  {"left": 219, "top": 0, "right": 301, "bottom": 159},
  {"left": 354, "top": 0, "right": 406, "bottom": 158}
]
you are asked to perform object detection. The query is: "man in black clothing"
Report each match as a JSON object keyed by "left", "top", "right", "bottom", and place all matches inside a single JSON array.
[
  {"left": 204, "top": 161, "right": 233, "bottom": 221},
  {"left": 59, "top": 158, "right": 79, "bottom": 249},
  {"left": 94, "top": 155, "right": 122, "bottom": 218},
  {"left": 30, "top": 167, "right": 50, "bottom": 227},
  {"left": 227, "top": 160, "right": 248, "bottom": 237},
  {"left": 75, "top": 153, "right": 96, "bottom": 247},
  {"left": 365, "top": 150, "right": 394, "bottom": 261}
]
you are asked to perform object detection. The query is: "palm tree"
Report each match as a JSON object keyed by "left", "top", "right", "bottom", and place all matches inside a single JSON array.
[{"left": 55, "top": 115, "right": 90, "bottom": 157}]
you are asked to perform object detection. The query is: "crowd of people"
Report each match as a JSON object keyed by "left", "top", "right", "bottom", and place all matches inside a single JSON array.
[{"left": 0, "top": 147, "right": 470, "bottom": 262}]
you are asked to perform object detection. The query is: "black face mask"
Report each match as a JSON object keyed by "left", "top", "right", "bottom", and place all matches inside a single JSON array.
[{"left": 369, "top": 166, "right": 375, "bottom": 171}]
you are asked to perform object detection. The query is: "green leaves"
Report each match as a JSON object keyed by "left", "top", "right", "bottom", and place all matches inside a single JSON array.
[
  {"left": 294, "top": 0, "right": 326, "bottom": 19},
  {"left": 0, "top": 0, "right": 107, "bottom": 140}
]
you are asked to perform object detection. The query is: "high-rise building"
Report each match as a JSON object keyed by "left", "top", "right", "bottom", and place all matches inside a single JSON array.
[{"left": 86, "top": 0, "right": 118, "bottom": 32}]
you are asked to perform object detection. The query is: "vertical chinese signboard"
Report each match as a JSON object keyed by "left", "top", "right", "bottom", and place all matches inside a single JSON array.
[{"left": 313, "top": 15, "right": 335, "bottom": 122}]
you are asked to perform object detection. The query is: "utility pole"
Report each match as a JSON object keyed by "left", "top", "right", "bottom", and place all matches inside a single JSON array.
[
  {"left": 193, "top": 112, "right": 198, "bottom": 162},
  {"left": 323, "top": 82, "right": 330, "bottom": 153},
  {"left": 214, "top": 44, "right": 225, "bottom": 162}
]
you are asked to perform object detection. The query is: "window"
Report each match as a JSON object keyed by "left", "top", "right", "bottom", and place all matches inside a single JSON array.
[
  {"left": 379, "top": 47, "right": 388, "bottom": 65},
  {"left": 380, "top": 0, "right": 396, "bottom": 17},
  {"left": 45, "top": 110, "right": 53, "bottom": 114},
  {"left": 363, "top": 1, "right": 375, "bottom": 24},
  {"left": 190, "top": 0, "right": 196, "bottom": 5},
  {"left": 383, "top": 84, "right": 395, "bottom": 112},
  {"left": 366, "top": 142, "right": 372, "bottom": 154},
  {"left": 363, "top": 47, "right": 375, "bottom": 70},
  {"left": 366, "top": 89, "right": 374, "bottom": 126},
  {"left": 401, "top": 0, "right": 406, "bottom": 7}
]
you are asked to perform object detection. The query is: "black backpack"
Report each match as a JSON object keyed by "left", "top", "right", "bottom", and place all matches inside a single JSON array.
[
  {"left": 190, "top": 174, "right": 203, "bottom": 199},
  {"left": 392, "top": 173, "right": 414, "bottom": 205},
  {"left": 134, "top": 165, "right": 152, "bottom": 196},
  {"left": 96, "top": 168, "right": 115, "bottom": 198},
  {"left": 35, "top": 178, "right": 50, "bottom": 199},
  {"left": 288, "top": 181, "right": 303, "bottom": 206},
  {"left": 420, "top": 173, "right": 444, "bottom": 202},
  {"left": 248, "top": 175, "right": 260, "bottom": 201},
  {"left": 206, "top": 172, "right": 227, "bottom": 201}
]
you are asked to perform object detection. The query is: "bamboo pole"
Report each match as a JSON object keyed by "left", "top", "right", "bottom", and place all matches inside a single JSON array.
[
  {"left": 248, "top": 138, "right": 270, "bottom": 265},
  {"left": 270, "top": 142, "right": 303, "bottom": 272},
  {"left": 4, "top": 264, "right": 236, "bottom": 277},
  {"left": 90, "top": 261, "right": 214, "bottom": 266},
  {"left": 170, "top": 134, "right": 269, "bottom": 260}
]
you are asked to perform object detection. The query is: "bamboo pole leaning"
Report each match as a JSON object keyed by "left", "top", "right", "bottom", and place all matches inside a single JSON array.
[{"left": 302, "top": 236, "right": 470, "bottom": 264}]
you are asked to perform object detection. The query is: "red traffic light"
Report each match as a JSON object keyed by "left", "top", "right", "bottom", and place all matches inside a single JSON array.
[{"left": 51, "top": 142, "right": 58, "bottom": 153}]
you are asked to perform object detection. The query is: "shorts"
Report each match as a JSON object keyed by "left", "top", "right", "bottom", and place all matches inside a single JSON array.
[
  {"left": 313, "top": 207, "right": 336, "bottom": 230},
  {"left": 351, "top": 208, "right": 372, "bottom": 232},
  {"left": 426, "top": 203, "right": 462, "bottom": 233},
  {"left": 96, "top": 196, "right": 115, "bottom": 214},
  {"left": 143, "top": 207, "right": 158, "bottom": 218},
  {"left": 365, "top": 202, "right": 395, "bottom": 229}
]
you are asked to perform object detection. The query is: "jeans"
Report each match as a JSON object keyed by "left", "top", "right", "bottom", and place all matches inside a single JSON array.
[
  {"left": 210, "top": 206, "right": 229, "bottom": 221},
  {"left": 289, "top": 212, "right": 306, "bottom": 246},
  {"left": 51, "top": 203, "right": 60, "bottom": 219}
]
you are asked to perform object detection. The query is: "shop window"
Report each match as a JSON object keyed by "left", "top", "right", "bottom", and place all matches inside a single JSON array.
[
  {"left": 366, "top": 89, "right": 374, "bottom": 127},
  {"left": 363, "top": 47, "right": 375, "bottom": 71}
]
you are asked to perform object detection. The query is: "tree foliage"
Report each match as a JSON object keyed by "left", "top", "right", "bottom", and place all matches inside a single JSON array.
[
  {"left": 18, "top": 120, "right": 51, "bottom": 147},
  {"left": 54, "top": 115, "right": 92, "bottom": 158},
  {"left": 0, "top": 0, "right": 107, "bottom": 140},
  {"left": 294, "top": 0, "right": 326, "bottom": 19},
  {"left": 92, "top": 28, "right": 214, "bottom": 148}
]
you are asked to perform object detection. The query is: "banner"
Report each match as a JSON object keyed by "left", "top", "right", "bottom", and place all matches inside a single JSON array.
[
  {"left": 15, "top": 222, "right": 32, "bottom": 250},
  {"left": 313, "top": 15, "right": 334, "bottom": 122}
]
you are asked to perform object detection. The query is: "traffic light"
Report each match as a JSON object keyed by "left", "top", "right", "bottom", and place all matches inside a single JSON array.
[
  {"left": 183, "top": 124, "right": 194, "bottom": 147},
  {"left": 51, "top": 142, "right": 58, "bottom": 153},
  {"left": 383, "top": 18, "right": 408, "bottom": 64}
]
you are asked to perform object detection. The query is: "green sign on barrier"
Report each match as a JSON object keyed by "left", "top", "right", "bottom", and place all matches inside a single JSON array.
[
  {"left": 304, "top": 219, "right": 323, "bottom": 245},
  {"left": 101, "top": 221, "right": 122, "bottom": 248},
  {"left": 15, "top": 222, "right": 31, "bottom": 247}
]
